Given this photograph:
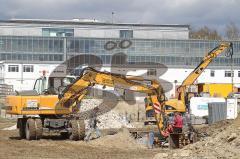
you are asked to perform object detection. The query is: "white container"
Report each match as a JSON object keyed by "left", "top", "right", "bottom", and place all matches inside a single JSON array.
[
  {"left": 227, "top": 98, "right": 238, "bottom": 119},
  {"left": 190, "top": 97, "right": 226, "bottom": 117}
]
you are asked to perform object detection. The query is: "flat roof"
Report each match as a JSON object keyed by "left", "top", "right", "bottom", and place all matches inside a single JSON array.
[{"left": 0, "top": 19, "right": 190, "bottom": 29}]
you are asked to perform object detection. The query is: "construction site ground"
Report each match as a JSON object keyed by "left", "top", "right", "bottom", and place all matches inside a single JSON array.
[
  {"left": 1, "top": 115, "right": 240, "bottom": 159},
  {"left": 1, "top": 98, "right": 240, "bottom": 159},
  {"left": 0, "top": 118, "right": 162, "bottom": 159}
]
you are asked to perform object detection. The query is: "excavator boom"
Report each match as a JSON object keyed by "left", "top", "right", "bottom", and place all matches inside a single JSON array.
[
  {"left": 58, "top": 67, "right": 161, "bottom": 107},
  {"left": 178, "top": 42, "right": 233, "bottom": 103},
  {"left": 181, "top": 42, "right": 233, "bottom": 87}
]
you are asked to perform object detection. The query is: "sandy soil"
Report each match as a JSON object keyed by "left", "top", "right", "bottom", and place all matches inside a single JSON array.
[
  {"left": 1, "top": 116, "right": 240, "bottom": 159},
  {"left": 1, "top": 111, "right": 239, "bottom": 159},
  {"left": 0, "top": 118, "right": 162, "bottom": 159}
]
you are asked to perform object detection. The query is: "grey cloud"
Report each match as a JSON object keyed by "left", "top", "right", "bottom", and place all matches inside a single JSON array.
[{"left": 0, "top": 0, "right": 239, "bottom": 32}]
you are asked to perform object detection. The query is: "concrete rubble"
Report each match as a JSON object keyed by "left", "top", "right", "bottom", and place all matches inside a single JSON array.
[{"left": 80, "top": 99, "right": 134, "bottom": 129}]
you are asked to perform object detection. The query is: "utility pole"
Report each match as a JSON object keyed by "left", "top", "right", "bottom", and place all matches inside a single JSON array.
[
  {"left": 231, "top": 57, "right": 234, "bottom": 92},
  {"left": 111, "top": 12, "right": 114, "bottom": 24}
]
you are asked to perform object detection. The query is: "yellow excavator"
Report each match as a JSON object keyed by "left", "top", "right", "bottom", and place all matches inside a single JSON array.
[
  {"left": 145, "top": 42, "right": 233, "bottom": 122},
  {"left": 5, "top": 67, "right": 167, "bottom": 140}
]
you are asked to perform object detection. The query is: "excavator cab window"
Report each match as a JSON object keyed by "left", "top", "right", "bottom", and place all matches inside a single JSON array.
[
  {"left": 47, "top": 77, "right": 75, "bottom": 95},
  {"left": 33, "top": 77, "right": 47, "bottom": 94},
  {"left": 33, "top": 76, "right": 75, "bottom": 95},
  {"left": 165, "top": 105, "right": 177, "bottom": 111}
]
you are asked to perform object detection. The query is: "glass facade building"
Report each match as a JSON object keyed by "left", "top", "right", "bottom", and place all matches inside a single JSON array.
[{"left": 0, "top": 36, "right": 240, "bottom": 68}]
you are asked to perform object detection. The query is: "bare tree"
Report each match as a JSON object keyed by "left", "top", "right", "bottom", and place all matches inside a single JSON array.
[
  {"left": 190, "top": 26, "right": 222, "bottom": 40},
  {"left": 225, "top": 22, "right": 240, "bottom": 40}
]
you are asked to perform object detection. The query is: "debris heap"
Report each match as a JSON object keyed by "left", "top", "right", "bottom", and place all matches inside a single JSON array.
[
  {"left": 154, "top": 117, "right": 240, "bottom": 159},
  {"left": 90, "top": 128, "right": 145, "bottom": 149},
  {"left": 80, "top": 99, "right": 134, "bottom": 129}
]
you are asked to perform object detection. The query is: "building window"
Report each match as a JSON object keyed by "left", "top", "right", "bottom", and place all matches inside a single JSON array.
[
  {"left": 225, "top": 71, "right": 234, "bottom": 77},
  {"left": 23, "top": 65, "right": 34, "bottom": 72},
  {"left": 8, "top": 65, "right": 19, "bottom": 72},
  {"left": 120, "top": 30, "right": 133, "bottom": 38},
  {"left": 147, "top": 69, "right": 157, "bottom": 76},
  {"left": 42, "top": 28, "right": 74, "bottom": 37},
  {"left": 210, "top": 70, "right": 215, "bottom": 77},
  {"left": 238, "top": 71, "right": 240, "bottom": 77}
]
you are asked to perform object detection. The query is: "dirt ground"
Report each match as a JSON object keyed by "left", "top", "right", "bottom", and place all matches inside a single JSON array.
[
  {"left": 0, "top": 118, "right": 163, "bottom": 159},
  {"left": 154, "top": 116, "right": 240, "bottom": 159},
  {"left": 1, "top": 115, "right": 240, "bottom": 159}
]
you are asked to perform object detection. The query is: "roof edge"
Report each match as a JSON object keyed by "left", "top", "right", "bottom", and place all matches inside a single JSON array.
[{"left": 0, "top": 19, "right": 190, "bottom": 29}]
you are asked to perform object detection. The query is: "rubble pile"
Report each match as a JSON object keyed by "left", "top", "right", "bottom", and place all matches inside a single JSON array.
[
  {"left": 80, "top": 99, "right": 103, "bottom": 112},
  {"left": 96, "top": 111, "right": 134, "bottom": 129},
  {"left": 154, "top": 117, "right": 240, "bottom": 159},
  {"left": 80, "top": 99, "right": 134, "bottom": 129}
]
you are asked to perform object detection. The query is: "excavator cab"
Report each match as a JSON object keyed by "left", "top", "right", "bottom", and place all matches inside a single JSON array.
[
  {"left": 33, "top": 76, "right": 76, "bottom": 95},
  {"left": 33, "top": 76, "right": 47, "bottom": 94}
]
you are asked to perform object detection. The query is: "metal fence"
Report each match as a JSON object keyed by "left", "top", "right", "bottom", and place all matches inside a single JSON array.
[{"left": 208, "top": 102, "right": 227, "bottom": 124}]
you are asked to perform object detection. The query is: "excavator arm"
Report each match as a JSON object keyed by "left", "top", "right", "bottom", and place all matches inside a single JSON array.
[
  {"left": 178, "top": 42, "right": 233, "bottom": 105},
  {"left": 57, "top": 67, "right": 167, "bottom": 135}
]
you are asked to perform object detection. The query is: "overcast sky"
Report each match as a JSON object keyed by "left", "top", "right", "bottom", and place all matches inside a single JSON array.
[{"left": 0, "top": 0, "right": 239, "bottom": 32}]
